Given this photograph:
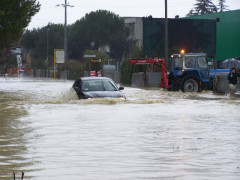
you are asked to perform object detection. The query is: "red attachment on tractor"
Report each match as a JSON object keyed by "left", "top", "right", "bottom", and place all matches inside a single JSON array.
[
  {"left": 129, "top": 58, "right": 169, "bottom": 89},
  {"left": 158, "top": 59, "right": 169, "bottom": 89},
  {"left": 130, "top": 58, "right": 155, "bottom": 65}
]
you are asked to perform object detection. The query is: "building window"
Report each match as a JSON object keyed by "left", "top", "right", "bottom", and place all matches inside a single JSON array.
[{"left": 127, "top": 23, "right": 135, "bottom": 36}]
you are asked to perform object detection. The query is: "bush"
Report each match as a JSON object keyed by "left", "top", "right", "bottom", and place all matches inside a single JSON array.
[
  {"left": 59, "top": 60, "right": 86, "bottom": 79},
  {"left": 120, "top": 45, "right": 143, "bottom": 84},
  {"left": 83, "top": 49, "right": 109, "bottom": 72},
  {"left": 120, "top": 53, "right": 132, "bottom": 84}
]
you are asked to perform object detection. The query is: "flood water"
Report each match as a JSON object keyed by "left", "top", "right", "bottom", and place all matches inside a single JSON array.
[{"left": 0, "top": 77, "right": 240, "bottom": 180}]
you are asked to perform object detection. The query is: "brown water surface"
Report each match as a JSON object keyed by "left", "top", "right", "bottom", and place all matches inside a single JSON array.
[{"left": 0, "top": 78, "right": 240, "bottom": 179}]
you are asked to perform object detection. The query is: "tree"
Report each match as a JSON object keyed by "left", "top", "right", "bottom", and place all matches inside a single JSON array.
[
  {"left": 218, "top": 0, "right": 229, "bottom": 12},
  {"left": 187, "top": 0, "right": 217, "bottom": 16},
  {"left": 120, "top": 53, "right": 132, "bottom": 84},
  {"left": 83, "top": 49, "right": 109, "bottom": 73},
  {"left": 21, "top": 23, "right": 64, "bottom": 69},
  {"left": 0, "top": 0, "right": 40, "bottom": 74},
  {"left": 120, "top": 45, "right": 142, "bottom": 84},
  {"left": 59, "top": 60, "right": 86, "bottom": 80},
  {"left": 20, "top": 10, "right": 130, "bottom": 71},
  {"left": 69, "top": 10, "right": 129, "bottom": 60}
]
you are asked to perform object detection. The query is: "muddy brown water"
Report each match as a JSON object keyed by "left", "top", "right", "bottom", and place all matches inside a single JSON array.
[{"left": 0, "top": 78, "right": 240, "bottom": 179}]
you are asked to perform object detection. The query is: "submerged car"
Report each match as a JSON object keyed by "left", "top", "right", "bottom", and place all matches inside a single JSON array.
[{"left": 72, "top": 77, "right": 126, "bottom": 99}]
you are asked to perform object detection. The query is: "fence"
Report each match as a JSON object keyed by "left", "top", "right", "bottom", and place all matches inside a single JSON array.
[
  {"left": 132, "top": 72, "right": 145, "bottom": 87},
  {"left": 18, "top": 69, "right": 69, "bottom": 80},
  {"left": 103, "top": 71, "right": 120, "bottom": 84},
  {"left": 132, "top": 72, "right": 161, "bottom": 87},
  {"left": 213, "top": 74, "right": 240, "bottom": 93},
  {"left": 146, "top": 72, "right": 161, "bottom": 87}
]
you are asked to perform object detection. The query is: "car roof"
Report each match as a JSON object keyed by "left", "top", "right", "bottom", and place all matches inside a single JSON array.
[{"left": 80, "top": 77, "right": 112, "bottom": 81}]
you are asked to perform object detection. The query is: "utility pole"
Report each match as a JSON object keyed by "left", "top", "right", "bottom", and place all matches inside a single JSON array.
[
  {"left": 47, "top": 28, "right": 49, "bottom": 68},
  {"left": 64, "top": 0, "right": 67, "bottom": 63},
  {"left": 164, "top": 0, "right": 168, "bottom": 68},
  {"left": 56, "top": 0, "right": 74, "bottom": 63}
]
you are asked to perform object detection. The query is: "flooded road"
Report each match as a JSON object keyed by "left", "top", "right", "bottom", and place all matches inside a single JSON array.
[{"left": 0, "top": 77, "right": 240, "bottom": 179}]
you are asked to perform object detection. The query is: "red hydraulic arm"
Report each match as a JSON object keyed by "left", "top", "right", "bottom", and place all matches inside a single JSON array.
[
  {"left": 158, "top": 59, "right": 169, "bottom": 89},
  {"left": 129, "top": 58, "right": 169, "bottom": 89},
  {"left": 130, "top": 58, "right": 155, "bottom": 65}
]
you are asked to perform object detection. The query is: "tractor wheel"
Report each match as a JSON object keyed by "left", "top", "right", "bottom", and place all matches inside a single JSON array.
[{"left": 181, "top": 75, "right": 200, "bottom": 92}]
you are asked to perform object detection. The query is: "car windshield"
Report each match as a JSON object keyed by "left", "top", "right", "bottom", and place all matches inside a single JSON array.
[
  {"left": 173, "top": 58, "right": 183, "bottom": 70},
  {"left": 82, "top": 79, "right": 118, "bottom": 92}
]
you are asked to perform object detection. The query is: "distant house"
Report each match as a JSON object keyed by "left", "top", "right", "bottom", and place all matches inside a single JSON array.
[{"left": 122, "top": 17, "right": 143, "bottom": 47}]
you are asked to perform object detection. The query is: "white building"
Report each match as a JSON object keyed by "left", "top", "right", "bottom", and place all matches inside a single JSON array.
[{"left": 122, "top": 17, "right": 143, "bottom": 47}]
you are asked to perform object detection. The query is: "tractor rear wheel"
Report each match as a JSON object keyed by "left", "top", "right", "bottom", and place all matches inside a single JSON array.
[{"left": 181, "top": 75, "right": 200, "bottom": 92}]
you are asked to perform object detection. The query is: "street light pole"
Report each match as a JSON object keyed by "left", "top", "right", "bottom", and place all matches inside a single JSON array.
[
  {"left": 64, "top": 0, "right": 67, "bottom": 63},
  {"left": 164, "top": 0, "right": 168, "bottom": 68},
  {"left": 56, "top": 1, "right": 74, "bottom": 63},
  {"left": 47, "top": 28, "right": 49, "bottom": 68}
]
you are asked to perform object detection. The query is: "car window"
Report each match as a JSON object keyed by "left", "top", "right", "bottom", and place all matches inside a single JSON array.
[
  {"left": 185, "top": 57, "right": 196, "bottom": 68},
  {"left": 103, "top": 80, "right": 117, "bottom": 91},
  {"left": 82, "top": 80, "right": 118, "bottom": 91},
  {"left": 197, "top": 57, "right": 208, "bottom": 68}
]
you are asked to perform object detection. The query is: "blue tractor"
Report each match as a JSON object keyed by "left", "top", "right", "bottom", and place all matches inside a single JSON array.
[{"left": 167, "top": 53, "right": 230, "bottom": 92}]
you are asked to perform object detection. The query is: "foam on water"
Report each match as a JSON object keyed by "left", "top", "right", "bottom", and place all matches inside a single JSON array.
[
  {"left": 59, "top": 88, "right": 79, "bottom": 101},
  {"left": 1, "top": 77, "right": 239, "bottom": 105}
]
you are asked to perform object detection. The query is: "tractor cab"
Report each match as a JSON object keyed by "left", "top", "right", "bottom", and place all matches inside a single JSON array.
[
  {"left": 168, "top": 53, "right": 210, "bottom": 92},
  {"left": 171, "top": 53, "right": 209, "bottom": 80}
]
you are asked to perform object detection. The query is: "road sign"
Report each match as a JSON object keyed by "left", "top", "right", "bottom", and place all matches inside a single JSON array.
[
  {"left": 91, "top": 59, "right": 102, "bottom": 62},
  {"left": 11, "top": 48, "right": 21, "bottom": 55},
  {"left": 84, "top": 54, "right": 96, "bottom": 58},
  {"left": 55, "top": 49, "right": 64, "bottom": 63}
]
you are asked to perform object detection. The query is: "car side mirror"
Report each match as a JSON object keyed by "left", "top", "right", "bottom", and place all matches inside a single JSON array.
[{"left": 119, "top": 87, "right": 124, "bottom": 90}]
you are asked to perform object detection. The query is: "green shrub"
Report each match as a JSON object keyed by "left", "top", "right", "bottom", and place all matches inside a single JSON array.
[
  {"left": 83, "top": 49, "right": 109, "bottom": 72},
  {"left": 120, "top": 45, "right": 143, "bottom": 84},
  {"left": 59, "top": 60, "right": 86, "bottom": 79},
  {"left": 120, "top": 53, "right": 132, "bottom": 84}
]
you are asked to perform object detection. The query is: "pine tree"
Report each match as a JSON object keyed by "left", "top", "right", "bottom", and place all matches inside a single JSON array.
[
  {"left": 187, "top": 0, "right": 218, "bottom": 16},
  {"left": 218, "top": 0, "right": 229, "bottom": 12}
]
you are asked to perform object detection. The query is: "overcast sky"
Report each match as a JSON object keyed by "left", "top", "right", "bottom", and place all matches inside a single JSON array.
[{"left": 27, "top": 0, "right": 240, "bottom": 29}]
